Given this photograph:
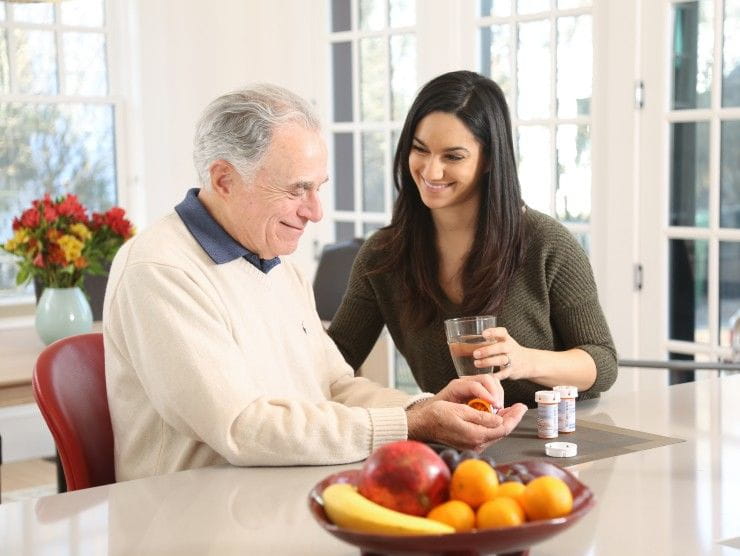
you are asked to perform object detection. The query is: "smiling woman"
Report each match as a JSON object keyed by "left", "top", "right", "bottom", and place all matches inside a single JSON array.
[{"left": 327, "top": 70, "right": 618, "bottom": 406}]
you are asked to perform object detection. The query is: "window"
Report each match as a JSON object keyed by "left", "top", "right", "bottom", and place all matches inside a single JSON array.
[
  {"left": 665, "top": 0, "right": 740, "bottom": 371},
  {"left": 478, "top": 0, "right": 593, "bottom": 251},
  {"left": 328, "top": 0, "right": 418, "bottom": 391},
  {"left": 0, "top": 0, "right": 119, "bottom": 300}
]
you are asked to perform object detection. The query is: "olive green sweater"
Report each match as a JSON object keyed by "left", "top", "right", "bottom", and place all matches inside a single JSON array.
[{"left": 327, "top": 208, "right": 618, "bottom": 407}]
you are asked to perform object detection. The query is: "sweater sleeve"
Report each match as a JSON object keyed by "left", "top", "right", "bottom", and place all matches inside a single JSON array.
[
  {"left": 327, "top": 237, "right": 386, "bottom": 371},
  {"left": 105, "top": 260, "right": 408, "bottom": 467},
  {"left": 546, "top": 227, "right": 618, "bottom": 396}
]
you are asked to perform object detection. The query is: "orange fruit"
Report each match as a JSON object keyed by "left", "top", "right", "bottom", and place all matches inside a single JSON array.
[
  {"left": 521, "top": 475, "right": 573, "bottom": 520},
  {"left": 426, "top": 500, "right": 476, "bottom": 533},
  {"left": 449, "top": 459, "right": 499, "bottom": 509},
  {"left": 467, "top": 398, "right": 494, "bottom": 413},
  {"left": 476, "top": 497, "right": 526, "bottom": 529},
  {"left": 495, "top": 481, "right": 526, "bottom": 507}
]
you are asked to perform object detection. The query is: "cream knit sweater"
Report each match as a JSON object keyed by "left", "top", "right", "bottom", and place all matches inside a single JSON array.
[{"left": 104, "top": 213, "right": 416, "bottom": 481}]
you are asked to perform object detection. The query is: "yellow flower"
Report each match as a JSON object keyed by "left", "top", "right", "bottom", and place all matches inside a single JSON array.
[
  {"left": 56, "top": 234, "right": 84, "bottom": 263},
  {"left": 3, "top": 228, "right": 29, "bottom": 252},
  {"left": 70, "top": 222, "right": 92, "bottom": 241}
]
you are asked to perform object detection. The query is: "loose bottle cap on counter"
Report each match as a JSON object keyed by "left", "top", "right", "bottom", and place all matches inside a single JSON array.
[
  {"left": 535, "top": 390, "right": 561, "bottom": 404},
  {"left": 545, "top": 442, "right": 578, "bottom": 458},
  {"left": 553, "top": 385, "right": 579, "bottom": 398}
]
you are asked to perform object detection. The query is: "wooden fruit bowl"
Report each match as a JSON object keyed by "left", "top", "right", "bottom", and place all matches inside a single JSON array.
[{"left": 308, "top": 460, "right": 595, "bottom": 556}]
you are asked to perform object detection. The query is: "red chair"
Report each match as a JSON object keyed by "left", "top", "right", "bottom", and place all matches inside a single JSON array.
[{"left": 32, "top": 332, "right": 115, "bottom": 491}]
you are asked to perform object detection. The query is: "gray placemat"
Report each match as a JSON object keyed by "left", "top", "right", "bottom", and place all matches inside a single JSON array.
[{"left": 483, "top": 410, "right": 685, "bottom": 467}]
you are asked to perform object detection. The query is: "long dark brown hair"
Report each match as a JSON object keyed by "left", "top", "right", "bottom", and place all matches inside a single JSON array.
[{"left": 372, "top": 70, "right": 526, "bottom": 328}]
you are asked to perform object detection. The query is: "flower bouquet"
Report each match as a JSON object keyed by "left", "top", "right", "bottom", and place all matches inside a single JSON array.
[
  {"left": 2, "top": 193, "right": 134, "bottom": 343},
  {"left": 2, "top": 193, "right": 134, "bottom": 288}
]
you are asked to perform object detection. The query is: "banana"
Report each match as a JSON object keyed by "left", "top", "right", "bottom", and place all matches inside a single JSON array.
[{"left": 321, "top": 483, "right": 455, "bottom": 536}]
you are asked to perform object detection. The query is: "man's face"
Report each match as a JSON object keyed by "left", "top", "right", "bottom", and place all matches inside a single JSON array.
[{"left": 228, "top": 123, "right": 328, "bottom": 259}]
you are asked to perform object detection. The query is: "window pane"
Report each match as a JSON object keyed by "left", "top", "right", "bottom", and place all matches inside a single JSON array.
[
  {"left": 359, "top": 0, "right": 385, "bottom": 30},
  {"left": 720, "top": 241, "right": 740, "bottom": 348},
  {"left": 334, "top": 132, "right": 354, "bottom": 211},
  {"left": 13, "top": 29, "right": 58, "bottom": 95},
  {"left": 481, "top": 25, "right": 512, "bottom": 104},
  {"left": 390, "top": 33, "right": 416, "bottom": 121},
  {"left": 361, "top": 131, "right": 385, "bottom": 212},
  {"left": 61, "top": 0, "right": 104, "bottom": 27},
  {"left": 720, "top": 120, "right": 740, "bottom": 228},
  {"left": 331, "top": 0, "right": 352, "bottom": 32},
  {"left": 672, "top": 1, "right": 713, "bottom": 110},
  {"left": 331, "top": 42, "right": 353, "bottom": 122},
  {"left": 0, "top": 30, "right": 8, "bottom": 93},
  {"left": 669, "top": 122, "right": 709, "bottom": 227},
  {"left": 481, "top": 0, "right": 511, "bottom": 17},
  {"left": 558, "top": 0, "right": 591, "bottom": 7},
  {"left": 360, "top": 37, "right": 385, "bottom": 121},
  {"left": 556, "top": 124, "right": 591, "bottom": 223},
  {"left": 517, "top": 20, "right": 550, "bottom": 119},
  {"left": 363, "top": 222, "right": 382, "bottom": 237},
  {"left": 722, "top": 0, "right": 740, "bottom": 106},
  {"left": 12, "top": 2, "right": 53, "bottom": 24},
  {"left": 517, "top": 125, "right": 550, "bottom": 214},
  {"left": 573, "top": 232, "right": 590, "bottom": 256},
  {"left": 0, "top": 103, "right": 117, "bottom": 243},
  {"left": 389, "top": 0, "right": 415, "bottom": 27},
  {"left": 335, "top": 221, "right": 355, "bottom": 242},
  {"left": 0, "top": 3, "right": 5, "bottom": 21},
  {"left": 669, "top": 239, "right": 709, "bottom": 344},
  {"left": 63, "top": 32, "right": 107, "bottom": 96},
  {"left": 517, "top": 0, "right": 549, "bottom": 15},
  {"left": 557, "top": 15, "right": 591, "bottom": 117}
]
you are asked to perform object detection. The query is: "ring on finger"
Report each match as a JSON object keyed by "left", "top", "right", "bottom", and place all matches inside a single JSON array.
[{"left": 502, "top": 354, "right": 511, "bottom": 368}]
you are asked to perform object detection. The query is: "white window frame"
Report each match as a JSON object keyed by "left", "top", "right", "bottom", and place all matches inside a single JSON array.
[{"left": 0, "top": 0, "right": 130, "bottom": 317}]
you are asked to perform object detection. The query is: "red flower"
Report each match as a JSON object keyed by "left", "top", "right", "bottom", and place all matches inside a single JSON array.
[
  {"left": 33, "top": 253, "right": 45, "bottom": 268},
  {"left": 106, "top": 207, "right": 133, "bottom": 238},
  {"left": 20, "top": 207, "right": 40, "bottom": 228},
  {"left": 47, "top": 244, "right": 67, "bottom": 266},
  {"left": 57, "top": 194, "right": 87, "bottom": 221}
]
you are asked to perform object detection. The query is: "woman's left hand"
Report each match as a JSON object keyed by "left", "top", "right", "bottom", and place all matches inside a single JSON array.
[{"left": 472, "top": 327, "right": 533, "bottom": 381}]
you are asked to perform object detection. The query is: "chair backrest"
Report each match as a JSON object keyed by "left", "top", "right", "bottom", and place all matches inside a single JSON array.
[
  {"left": 313, "top": 238, "right": 365, "bottom": 321},
  {"left": 32, "top": 332, "right": 114, "bottom": 491}
]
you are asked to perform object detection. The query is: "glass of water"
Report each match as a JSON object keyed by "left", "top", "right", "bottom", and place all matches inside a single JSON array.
[{"left": 444, "top": 315, "right": 497, "bottom": 376}]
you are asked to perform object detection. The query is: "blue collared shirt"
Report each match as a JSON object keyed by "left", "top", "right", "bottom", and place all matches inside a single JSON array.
[{"left": 174, "top": 188, "right": 281, "bottom": 273}]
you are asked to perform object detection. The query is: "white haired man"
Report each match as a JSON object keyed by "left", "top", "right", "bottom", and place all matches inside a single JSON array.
[{"left": 104, "top": 84, "right": 527, "bottom": 481}]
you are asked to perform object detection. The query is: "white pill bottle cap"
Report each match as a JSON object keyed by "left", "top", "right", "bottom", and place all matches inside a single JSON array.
[
  {"left": 535, "top": 390, "right": 560, "bottom": 403},
  {"left": 553, "top": 385, "right": 579, "bottom": 399}
]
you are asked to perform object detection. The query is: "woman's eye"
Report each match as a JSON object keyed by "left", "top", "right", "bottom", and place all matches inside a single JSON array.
[
  {"left": 446, "top": 154, "right": 464, "bottom": 162},
  {"left": 411, "top": 144, "right": 427, "bottom": 153}
]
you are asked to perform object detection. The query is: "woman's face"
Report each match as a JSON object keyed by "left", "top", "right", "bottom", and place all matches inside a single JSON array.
[{"left": 408, "top": 111, "right": 487, "bottom": 214}]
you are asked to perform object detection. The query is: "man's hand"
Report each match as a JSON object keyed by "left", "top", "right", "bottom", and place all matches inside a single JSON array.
[
  {"left": 434, "top": 374, "right": 505, "bottom": 410},
  {"left": 406, "top": 399, "right": 527, "bottom": 452}
]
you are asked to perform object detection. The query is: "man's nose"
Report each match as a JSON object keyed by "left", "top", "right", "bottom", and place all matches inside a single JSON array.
[{"left": 298, "top": 191, "right": 323, "bottom": 222}]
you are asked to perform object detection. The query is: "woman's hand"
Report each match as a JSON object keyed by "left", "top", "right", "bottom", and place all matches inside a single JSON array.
[{"left": 472, "top": 326, "right": 534, "bottom": 382}]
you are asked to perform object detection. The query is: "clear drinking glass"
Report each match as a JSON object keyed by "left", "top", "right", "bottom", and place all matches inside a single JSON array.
[{"left": 444, "top": 315, "right": 497, "bottom": 376}]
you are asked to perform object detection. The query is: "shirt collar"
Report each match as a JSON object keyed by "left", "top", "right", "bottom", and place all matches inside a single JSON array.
[{"left": 174, "top": 188, "right": 281, "bottom": 273}]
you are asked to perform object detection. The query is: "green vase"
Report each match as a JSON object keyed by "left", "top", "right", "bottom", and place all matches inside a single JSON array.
[{"left": 35, "top": 286, "right": 93, "bottom": 345}]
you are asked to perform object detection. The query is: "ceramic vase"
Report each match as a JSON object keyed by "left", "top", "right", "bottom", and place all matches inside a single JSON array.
[{"left": 35, "top": 286, "right": 93, "bottom": 345}]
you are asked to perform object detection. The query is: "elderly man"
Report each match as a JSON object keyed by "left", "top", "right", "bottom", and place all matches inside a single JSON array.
[{"left": 104, "top": 84, "right": 527, "bottom": 481}]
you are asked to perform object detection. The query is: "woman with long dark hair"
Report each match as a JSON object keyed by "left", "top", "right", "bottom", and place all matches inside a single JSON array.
[{"left": 328, "top": 70, "right": 617, "bottom": 407}]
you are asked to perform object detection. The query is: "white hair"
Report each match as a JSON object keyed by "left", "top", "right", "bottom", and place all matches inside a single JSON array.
[{"left": 193, "top": 84, "right": 320, "bottom": 187}]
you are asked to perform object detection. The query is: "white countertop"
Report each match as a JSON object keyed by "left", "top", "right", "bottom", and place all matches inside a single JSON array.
[{"left": 1, "top": 374, "right": 739, "bottom": 555}]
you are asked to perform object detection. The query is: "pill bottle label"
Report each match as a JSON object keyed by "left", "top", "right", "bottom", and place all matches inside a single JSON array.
[
  {"left": 558, "top": 398, "right": 576, "bottom": 433},
  {"left": 537, "top": 403, "right": 558, "bottom": 439}
]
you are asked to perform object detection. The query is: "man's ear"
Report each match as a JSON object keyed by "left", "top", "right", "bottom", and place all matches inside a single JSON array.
[{"left": 209, "top": 160, "right": 236, "bottom": 196}]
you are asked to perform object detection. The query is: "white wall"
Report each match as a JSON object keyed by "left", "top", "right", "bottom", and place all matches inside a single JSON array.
[{"left": 120, "top": 0, "right": 326, "bottom": 276}]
